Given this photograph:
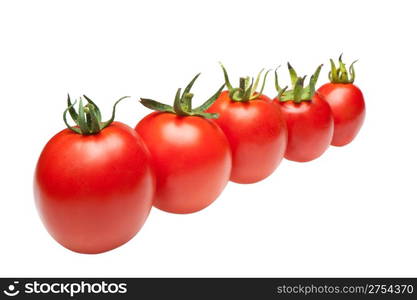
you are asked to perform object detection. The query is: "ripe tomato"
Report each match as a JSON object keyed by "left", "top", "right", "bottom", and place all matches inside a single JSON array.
[
  {"left": 273, "top": 64, "right": 333, "bottom": 162},
  {"left": 34, "top": 96, "right": 154, "bottom": 254},
  {"left": 317, "top": 55, "right": 365, "bottom": 146},
  {"left": 206, "top": 65, "right": 287, "bottom": 184},
  {"left": 136, "top": 75, "right": 232, "bottom": 214}
]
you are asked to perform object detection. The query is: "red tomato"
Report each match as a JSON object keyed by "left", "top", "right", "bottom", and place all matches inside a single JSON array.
[
  {"left": 207, "top": 90, "right": 287, "bottom": 183},
  {"left": 34, "top": 97, "right": 154, "bottom": 254},
  {"left": 135, "top": 113, "right": 231, "bottom": 213},
  {"left": 273, "top": 63, "right": 333, "bottom": 162},
  {"left": 274, "top": 94, "right": 333, "bottom": 162},
  {"left": 136, "top": 74, "right": 231, "bottom": 214},
  {"left": 317, "top": 83, "right": 365, "bottom": 146},
  {"left": 317, "top": 55, "right": 365, "bottom": 146}
]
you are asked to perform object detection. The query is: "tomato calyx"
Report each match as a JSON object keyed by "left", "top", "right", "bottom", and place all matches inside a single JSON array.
[
  {"left": 140, "top": 73, "right": 225, "bottom": 119},
  {"left": 64, "top": 94, "right": 129, "bottom": 135},
  {"left": 328, "top": 54, "right": 358, "bottom": 84},
  {"left": 275, "top": 63, "right": 322, "bottom": 103},
  {"left": 220, "top": 63, "right": 270, "bottom": 102}
]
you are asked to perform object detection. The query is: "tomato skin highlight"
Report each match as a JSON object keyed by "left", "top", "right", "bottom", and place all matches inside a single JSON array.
[
  {"left": 317, "top": 83, "right": 365, "bottom": 146},
  {"left": 274, "top": 94, "right": 334, "bottom": 162},
  {"left": 207, "top": 91, "right": 287, "bottom": 184},
  {"left": 135, "top": 112, "right": 232, "bottom": 214},
  {"left": 34, "top": 122, "right": 154, "bottom": 254}
]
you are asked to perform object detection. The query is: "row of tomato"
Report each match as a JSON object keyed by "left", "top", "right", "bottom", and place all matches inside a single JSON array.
[{"left": 34, "top": 55, "right": 365, "bottom": 254}]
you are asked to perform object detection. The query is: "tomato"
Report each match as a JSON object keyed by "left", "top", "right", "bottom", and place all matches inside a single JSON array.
[
  {"left": 206, "top": 65, "right": 287, "bottom": 184},
  {"left": 136, "top": 75, "right": 232, "bottom": 214},
  {"left": 274, "top": 94, "right": 333, "bottom": 162},
  {"left": 34, "top": 96, "right": 154, "bottom": 254},
  {"left": 273, "top": 64, "right": 333, "bottom": 162},
  {"left": 317, "top": 55, "right": 365, "bottom": 146},
  {"left": 207, "top": 91, "right": 287, "bottom": 183}
]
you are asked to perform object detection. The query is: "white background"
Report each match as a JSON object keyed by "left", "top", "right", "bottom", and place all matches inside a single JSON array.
[{"left": 0, "top": 0, "right": 416, "bottom": 277}]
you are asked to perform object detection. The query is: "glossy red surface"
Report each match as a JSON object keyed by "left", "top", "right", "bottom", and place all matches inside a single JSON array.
[
  {"left": 207, "top": 91, "right": 287, "bottom": 184},
  {"left": 274, "top": 94, "right": 334, "bottom": 162},
  {"left": 34, "top": 122, "right": 154, "bottom": 254},
  {"left": 317, "top": 83, "right": 365, "bottom": 146},
  {"left": 135, "top": 112, "right": 231, "bottom": 214}
]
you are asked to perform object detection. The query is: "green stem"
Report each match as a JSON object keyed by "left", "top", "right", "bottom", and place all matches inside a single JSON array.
[
  {"left": 139, "top": 74, "right": 223, "bottom": 119},
  {"left": 293, "top": 76, "right": 306, "bottom": 103},
  {"left": 63, "top": 95, "right": 128, "bottom": 135},
  {"left": 63, "top": 99, "right": 82, "bottom": 134},
  {"left": 276, "top": 63, "right": 322, "bottom": 103},
  {"left": 328, "top": 54, "right": 358, "bottom": 83},
  {"left": 219, "top": 63, "right": 270, "bottom": 102}
]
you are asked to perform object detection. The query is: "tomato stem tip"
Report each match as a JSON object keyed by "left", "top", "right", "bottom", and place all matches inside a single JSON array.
[
  {"left": 64, "top": 95, "right": 129, "bottom": 135},
  {"left": 275, "top": 63, "right": 322, "bottom": 103},
  {"left": 328, "top": 54, "right": 358, "bottom": 83},
  {"left": 220, "top": 63, "right": 270, "bottom": 102},
  {"left": 139, "top": 74, "right": 224, "bottom": 119}
]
